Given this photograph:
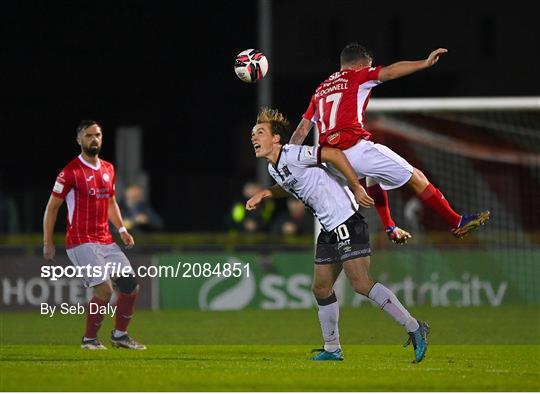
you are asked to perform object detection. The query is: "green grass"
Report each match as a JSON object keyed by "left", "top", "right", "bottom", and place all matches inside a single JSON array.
[{"left": 1, "top": 307, "right": 540, "bottom": 391}]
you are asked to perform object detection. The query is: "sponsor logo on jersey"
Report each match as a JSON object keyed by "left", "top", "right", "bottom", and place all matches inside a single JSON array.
[
  {"left": 283, "top": 178, "right": 298, "bottom": 189},
  {"left": 56, "top": 171, "right": 65, "bottom": 182},
  {"left": 88, "top": 188, "right": 96, "bottom": 196},
  {"left": 53, "top": 181, "right": 64, "bottom": 194},
  {"left": 281, "top": 166, "right": 292, "bottom": 177},
  {"left": 328, "top": 72, "right": 341, "bottom": 81}
]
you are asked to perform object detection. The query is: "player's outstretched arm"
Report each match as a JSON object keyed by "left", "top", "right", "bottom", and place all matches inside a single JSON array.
[
  {"left": 289, "top": 118, "right": 314, "bottom": 145},
  {"left": 378, "top": 48, "right": 448, "bottom": 82},
  {"left": 320, "top": 147, "right": 374, "bottom": 208},
  {"left": 43, "top": 195, "right": 64, "bottom": 261},
  {"left": 246, "top": 184, "right": 289, "bottom": 211},
  {"left": 108, "top": 196, "right": 135, "bottom": 248}
]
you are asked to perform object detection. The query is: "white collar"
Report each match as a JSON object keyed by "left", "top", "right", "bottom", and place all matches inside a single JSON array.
[{"left": 78, "top": 154, "right": 101, "bottom": 170}]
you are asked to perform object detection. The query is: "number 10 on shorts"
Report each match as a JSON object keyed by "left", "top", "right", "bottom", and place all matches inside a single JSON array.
[{"left": 335, "top": 224, "right": 350, "bottom": 241}]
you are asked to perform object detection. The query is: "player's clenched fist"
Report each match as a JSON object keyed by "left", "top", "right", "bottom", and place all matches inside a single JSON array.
[{"left": 120, "top": 231, "right": 135, "bottom": 249}]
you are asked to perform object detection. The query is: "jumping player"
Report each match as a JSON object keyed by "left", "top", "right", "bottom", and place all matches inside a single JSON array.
[
  {"left": 247, "top": 108, "right": 429, "bottom": 363},
  {"left": 43, "top": 120, "right": 146, "bottom": 350},
  {"left": 290, "top": 43, "right": 490, "bottom": 239}
]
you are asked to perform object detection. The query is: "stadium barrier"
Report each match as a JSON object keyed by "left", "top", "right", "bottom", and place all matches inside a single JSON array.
[
  {"left": 0, "top": 254, "right": 156, "bottom": 311},
  {"left": 156, "top": 249, "right": 528, "bottom": 310},
  {"left": 2, "top": 231, "right": 537, "bottom": 310}
]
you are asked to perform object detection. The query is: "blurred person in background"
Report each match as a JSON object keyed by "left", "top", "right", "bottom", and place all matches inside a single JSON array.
[
  {"left": 227, "top": 180, "right": 275, "bottom": 233},
  {"left": 0, "top": 174, "right": 20, "bottom": 234},
  {"left": 119, "top": 184, "right": 163, "bottom": 233},
  {"left": 271, "top": 198, "right": 314, "bottom": 236},
  {"left": 404, "top": 196, "right": 424, "bottom": 234}
]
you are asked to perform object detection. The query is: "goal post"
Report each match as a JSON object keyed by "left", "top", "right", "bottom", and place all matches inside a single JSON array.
[{"left": 369, "top": 97, "right": 540, "bottom": 112}]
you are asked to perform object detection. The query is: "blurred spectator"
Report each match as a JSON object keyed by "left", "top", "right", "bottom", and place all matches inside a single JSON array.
[
  {"left": 0, "top": 174, "right": 20, "bottom": 234},
  {"left": 271, "top": 198, "right": 314, "bottom": 235},
  {"left": 404, "top": 196, "right": 424, "bottom": 233},
  {"left": 0, "top": 189, "right": 19, "bottom": 234},
  {"left": 118, "top": 184, "right": 163, "bottom": 233},
  {"left": 227, "top": 181, "right": 275, "bottom": 233}
]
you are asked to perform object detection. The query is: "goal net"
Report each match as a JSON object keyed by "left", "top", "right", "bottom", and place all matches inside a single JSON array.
[{"left": 320, "top": 97, "right": 540, "bottom": 305}]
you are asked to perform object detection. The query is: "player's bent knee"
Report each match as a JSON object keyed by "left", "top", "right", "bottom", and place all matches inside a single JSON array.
[
  {"left": 408, "top": 168, "right": 429, "bottom": 192},
  {"left": 93, "top": 281, "right": 114, "bottom": 300},
  {"left": 114, "top": 276, "right": 139, "bottom": 294},
  {"left": 413, "top": 168, "right": 428, "bottom": 183}
]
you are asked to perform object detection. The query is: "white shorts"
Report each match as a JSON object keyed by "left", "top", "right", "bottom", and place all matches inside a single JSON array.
[
  {"left": 66, "top": 243, "right": 134, "bottom": 287},
  {"left": 328, "top": 139, "right": 413, "bottom": 190}
]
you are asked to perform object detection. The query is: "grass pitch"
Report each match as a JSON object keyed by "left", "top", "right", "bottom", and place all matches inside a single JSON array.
[{"left": 1, "top": 306, "right": 539, "bottom": 391}]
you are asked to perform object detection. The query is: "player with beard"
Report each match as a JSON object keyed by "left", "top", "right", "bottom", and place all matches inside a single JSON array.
[{"left": 43, "top": 120, "right": 145, "bottom": 350}]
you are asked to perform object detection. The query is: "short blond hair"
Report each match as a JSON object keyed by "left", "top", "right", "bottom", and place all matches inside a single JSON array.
[
  {"left": 257, "top": 107, "right": 289, "bottom": 124},
  {"left": 256, "top": 107, "right": 291, "bottom": 143}
]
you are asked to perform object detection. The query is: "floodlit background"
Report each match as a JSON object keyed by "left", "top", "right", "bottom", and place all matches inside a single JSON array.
[{"left": 1, "top": 1, "right": 539, "bottom": 391}]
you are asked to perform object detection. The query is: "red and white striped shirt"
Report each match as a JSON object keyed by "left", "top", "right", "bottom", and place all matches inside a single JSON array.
[
  {"left": 51, "top": 155, "right": 115, "bottom": 248},
  {"left": 303, "top": 66, "right": 382, "bottom": 150}
]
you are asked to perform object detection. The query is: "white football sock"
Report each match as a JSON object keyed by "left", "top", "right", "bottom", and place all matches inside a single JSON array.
[
  {"left": 113, "top": 329, "right": 127, "bottom": 338},
  {"left": 316, "top": 292, "right": 341, "bottom": 352},
  {"left": 368, "top": 283, "right": 419, "bottom": 333}
]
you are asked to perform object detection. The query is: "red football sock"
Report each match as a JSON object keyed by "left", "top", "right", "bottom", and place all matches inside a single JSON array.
[
  {"left": 84, "top": 296, "right": 108, "bottom": 339},
  {"left": 115, "top": 292, "right": 138, "bottom": 332},
  {"left": 367, "top": 184, "right": 395, "bottom": 228},
  {"left": 418, "top": 183, "right": 461, "bottom": 227}
]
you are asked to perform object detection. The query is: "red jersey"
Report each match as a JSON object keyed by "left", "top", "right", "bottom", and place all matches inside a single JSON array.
[
  {"left": 51, "top": 155, "right": 115, "bottom": 248},
  {"left": 303, "top": 66, "right": 383, "bottom": 150}
]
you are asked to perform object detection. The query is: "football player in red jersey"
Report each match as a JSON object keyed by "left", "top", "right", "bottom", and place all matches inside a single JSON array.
[
  {"left": 291, "top": 43, "right": 489, "bottom": 240},
  {"left": 43, "top": 120, "right": 146, "bottom": 350}
]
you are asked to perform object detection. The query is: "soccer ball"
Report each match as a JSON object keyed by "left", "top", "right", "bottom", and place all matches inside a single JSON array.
[{"left": 234, "top": 49, "right": 268, "bottom": 83}]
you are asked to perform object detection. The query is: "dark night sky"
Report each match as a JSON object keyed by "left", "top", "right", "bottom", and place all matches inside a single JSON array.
[{"left": 2, "top": 0, "right": 539, "bottom": 231}]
